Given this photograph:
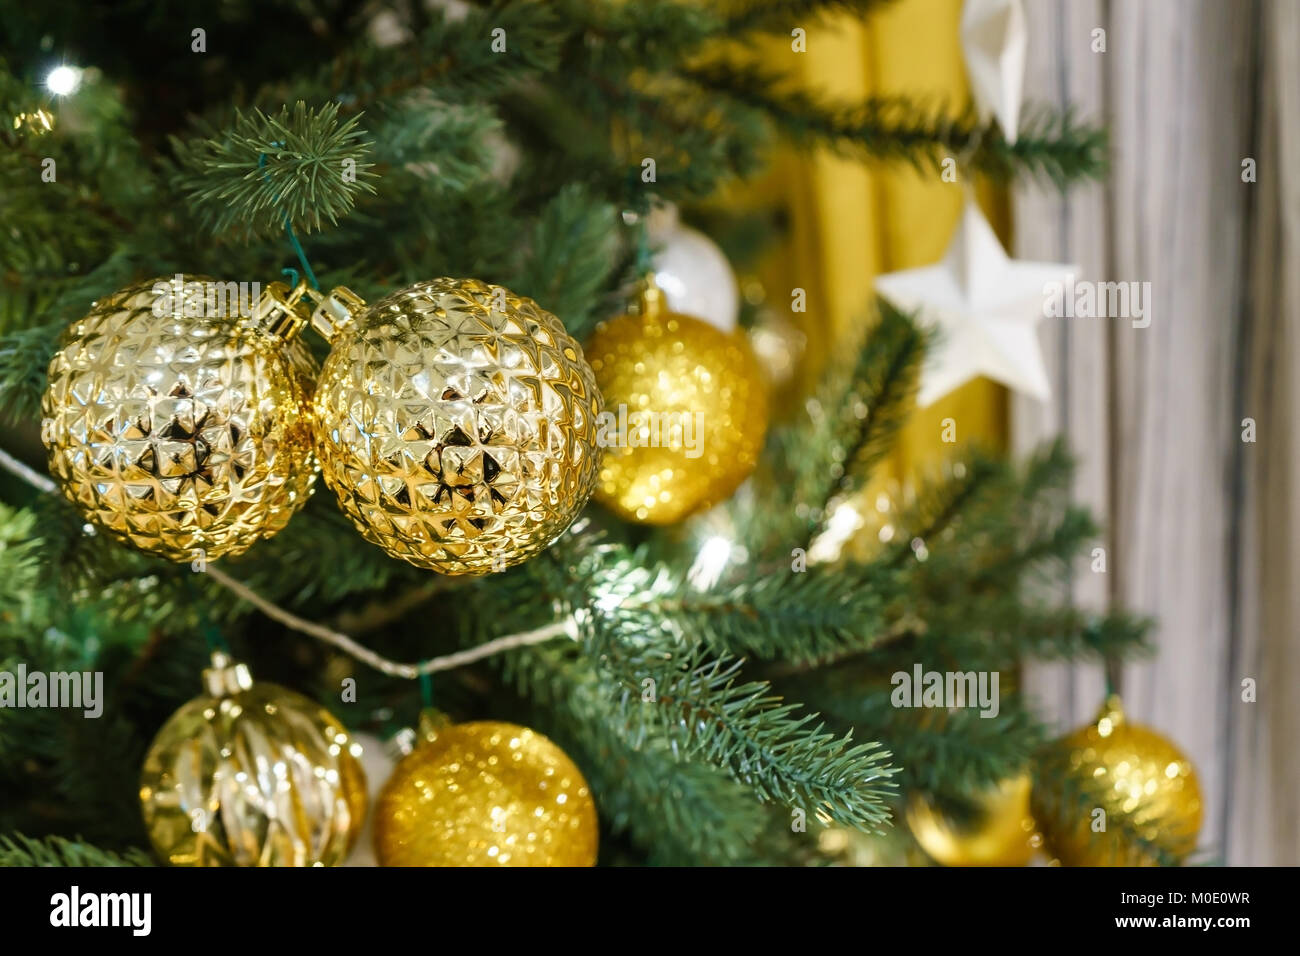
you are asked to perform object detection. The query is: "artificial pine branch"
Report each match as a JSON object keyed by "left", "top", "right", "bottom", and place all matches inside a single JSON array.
[
  {"left": 573, "top": 623, "right": 895, "bottom": 828},
  {"left": 371, "top": 96, "right": 506, "bottom": 194},
  {"left": 623, "top": 647, "right": 898, "bottom": 830},
  {"left": 0, "top": 323, "right": 59, "bottom": 424},
  {"left": 298, "top": 1, "right": 566, "bottom": 113},
  {"left": 684, "top": 62, "right": 1108, "bottom": 187},
  {"left": 622, "top": 560, "right": 905, "bottom": 663},
  {"left": 0, "top": 834, "right": 153, "bottom": 867},
  {"left": 791, "top": 682, "right": 1047, "bottom": 796},
  {"left": 221, "top": 496, "right": 421, "bottom": 607},
  {"left": 510, "top": 184, "right": 621, "bottom": 337},
  {"left": 748, "top": 298, "right": 927, "bottom": 552},
  {"left": 501, "top": 642, "right": 787, "bottom": 864},
  {"left": 170, "top": 102, "right": 378, "bottom": 238}
]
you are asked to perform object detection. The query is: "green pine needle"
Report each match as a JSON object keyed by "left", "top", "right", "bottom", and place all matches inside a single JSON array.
[
  {"left": 0, "top": 833, "right": 153, "bottom": 868},
  {"left": 171, "top": 101, "right": 378, "bottom": 239},
  {"left": 685, "top": 62, "right": 1108, "bottom": 187}
]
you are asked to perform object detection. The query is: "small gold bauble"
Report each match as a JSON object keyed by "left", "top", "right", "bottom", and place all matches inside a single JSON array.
[
  {"left": 906, "top": 773, "right": 1039, "bottom": 867},
  {"left": 1032, "top": 696, "right": 1202, "bottom": 866},
  {"left": 139, "top": 654, "right": 367, "bottom": 867},
  {"left": 373, "top": 715, "right": 598, "bottom": 867},
  {"left": 41, "top": 276, "right": 317, "bottom": 562},
  {"left": 312, "top": 278, "right": 601, "bottom": 575},
  {"left": 585, "top": 289, "right": 768, "bottom": 524}
]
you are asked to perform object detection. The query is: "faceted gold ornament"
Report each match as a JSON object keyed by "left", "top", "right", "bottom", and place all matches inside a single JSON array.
[
  {"left": 373, "top": 713, "right": 598, "bottom": 867},
  {"left": 311, "top": 278, "right": 601, "bottom": 575},
  {"left": 1032, "top": 696, "right": 1202, "bottom": 866},
  {"left": 139, "top": 653, "right": 367, "bottom": 867},
  {"left": 906, "top": 773, "right": 1040, "bottom": 866},
  {"left": 585, "top": 285, "right": 768, "bottom": 524},
  {"left": 41, "top": 275, "right": 317, "bottom": 562}
]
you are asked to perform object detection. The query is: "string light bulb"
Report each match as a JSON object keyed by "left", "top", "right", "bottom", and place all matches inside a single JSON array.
[
  {"left": 45, "top": 65, "right": 81, "bottom": 96},
  {"left": 688, "top": 535, "right": 736, "bottom": 590}
]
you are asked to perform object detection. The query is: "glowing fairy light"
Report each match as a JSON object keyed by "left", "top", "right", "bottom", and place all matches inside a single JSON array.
[
  {"left": 807, "top": 500, "right": 864, "bottom": 564},
  {"left": 688, "top": 535, "right": 733, "bottom": 590},
  {"left": 45, "top": 65, "right": 81, "bottom": 96}
]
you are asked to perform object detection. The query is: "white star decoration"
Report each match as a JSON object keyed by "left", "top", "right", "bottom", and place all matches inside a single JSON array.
[
  {"left": 874, "top": 201, "right": 1073, "bottom": 408},
  {"left": 961, "top": 0, "right": 1027, "bottom": 142}
]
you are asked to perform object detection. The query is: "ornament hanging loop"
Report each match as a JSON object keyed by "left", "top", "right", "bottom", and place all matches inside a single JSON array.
[
  {"left": 303, "top": 284, "right": 367, "bottom": 342},
  {"left": 253, "top": 280, "right": 367, "bottom": 343},
  {"left": 252, "top": 278, "right": 312, "bottom": 341}
]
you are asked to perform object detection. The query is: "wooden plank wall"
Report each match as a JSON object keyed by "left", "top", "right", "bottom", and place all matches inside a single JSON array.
[{"left": 1014, "top": 0, "right": 1295, "bottom": 865}]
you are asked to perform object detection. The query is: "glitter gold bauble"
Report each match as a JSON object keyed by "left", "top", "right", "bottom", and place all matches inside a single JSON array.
[
  {"left": 585, "top": 286, "right": 768, "bottom": 524},
  {"left": 139, "top": 653, "right": 367, "bottom": 867},
  {"left": 373, "top": 713, "right": 598, "bottom": 867},
  {"left": 906, "top": 773, "right": 1039, "bottom": 866},
  {"left": 1032, "top": 696, "right": 1202, "bottom": 866},
  {"left": 311, "top": 278, "right": 601, "bottom": 575},
  {"left": 41, "top": 275, "right": 317, "bottom": 562}
]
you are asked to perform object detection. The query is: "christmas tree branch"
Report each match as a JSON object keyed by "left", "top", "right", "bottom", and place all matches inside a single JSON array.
[
  {"left": 621, "top": 645, "right": 898, "bottom": 830},
  {"left": 745, "top": 298, "right": 927, "bottom": 553},
  {"left": 510, "top": 184, "right": 621, "bottom": 338},
  {"left": 612, "top": 561, "right": 905, "bottom": 664},
  {"left": 683, "top": 62, "right": 1108, "bottom": 187},
  {"left": 0, "top": 323, "right": 54, "bottom": 424},
  {"left": 170, "top": 102, "right": 378, "bottom": 239},
  {"left": 302, "top": 1, "right": 566, "bottom": 114},
  {"left": 501, "top": 641, "right": 787, "bottom": 864},
  {"left": 789, "top": 681, "right": 1047, "bottom": 796},
  {"left": 548, "top": 549, "right": 899, "bottom": 831},
  {"left": 0, "top": 834, "right": 153, "bottom": 867}
]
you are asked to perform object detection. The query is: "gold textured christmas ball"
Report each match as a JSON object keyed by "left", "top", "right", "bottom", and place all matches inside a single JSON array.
[
  {"left": 585, "top": 288, "right": 768, "bottom": 524},
  {"left": 373, "top": 714, "right": 598, "bottom": 867},
  {"left": 906, "top": 773, "right": 1040, "bottom": 866},
  {"left": 1032, "top": 696, "right": 1202, "bottom": 866},
  {"left": 41, "top": 275, "right": 317, "bottom": 562},
  {"left": 139, "top": 654, "right": 366, "bottom": 867},
  {"left": 312, "top": 278, "right": 601, "bottom": 575}
]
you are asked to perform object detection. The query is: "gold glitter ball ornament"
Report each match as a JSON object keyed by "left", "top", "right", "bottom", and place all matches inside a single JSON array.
[
  {"left": 1032, "top": 696, "right": 1202, "bottom": 866},
  {"left": 906, "top": 773, "right": 1040, "bottom": 866},
  {"left": 585, "top": 285, "right": 768, "bottom": 524},
  {"left": 139, "top": 653, "right": 367, "bottom": 867},
  {"left": 311, "top": 278, "right": 602, "bottom": 575},
  {"left": 373, "top": 713, "right": 598, "bottom": 867},
  {"left": 41, "top": 275, "right": 317, "bottom": 562}
]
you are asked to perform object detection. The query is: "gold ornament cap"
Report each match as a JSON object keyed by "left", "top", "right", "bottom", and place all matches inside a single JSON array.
[
  {"left": 1094, "top": 694, "right": 1126, "bottom": 735},
  {"left": 636, "top": 273, "right": 666, "bottom": 317},
  {"left": 380, "top": 710, "right": 449, "bottom": 760},
  {"left": 252, "top": 280, "right": 312, "bottom": 341},
  {"left": 252, "top": 281, "right": 367, "bottom": 343},
  {"left": 201, "top": 651, "right": 254, "bottom": 698},
  {"left": 386, "top": 726, "right": 419, "bottom": 759},
  {"left": 305, "top": 285, "right": 367, "bottom": 342},
  {"left": 416, "top": 708, "right": 453, "bottom": 743}
]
